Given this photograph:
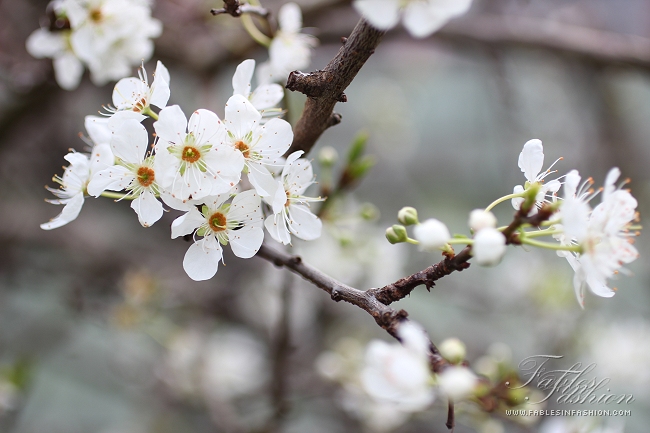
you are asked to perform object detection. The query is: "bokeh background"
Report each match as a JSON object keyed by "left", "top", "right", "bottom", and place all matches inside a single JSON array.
[{"left": 1, "top": 0, "right": 649, "bottom": 432}]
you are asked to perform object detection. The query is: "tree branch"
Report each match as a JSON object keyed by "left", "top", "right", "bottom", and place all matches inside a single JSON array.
[
  {"left": 286, "top": 19, "right": 384, "bottom": 155},
  {"left": 437, "top": 14, "right": 650, "bottom": 69}
]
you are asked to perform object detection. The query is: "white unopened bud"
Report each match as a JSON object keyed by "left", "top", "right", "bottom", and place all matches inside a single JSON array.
[
  {"left": 437, "top": 366, "right": 478, "bottom": 401},
  {"left": 439, "top": 338, "right": 466, "bottom": 364},
  {"left": 472, "top": 228, "right": 507, "bottom": 266},
  {"left": 468, "top": 209, "right": 497, "bottom": 232},
  {"left": 318, "top": 146, "right": 338, "bottom": 166},
  {"left": 398, "top": 206, "right": 419, "bottom": 226},
  {"left": 413, "top": 219, "right": 450, "bottom": 252}
]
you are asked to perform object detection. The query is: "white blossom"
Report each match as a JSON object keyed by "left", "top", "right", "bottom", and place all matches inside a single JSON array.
[
  {"left": 472, "top": 228, "right": 507, "bottom": 266},
  {"left": 361, "top": 322, "right": 434, "bottom": 411},
  {"left": 511, "top": 139, "right": 561, "bottom": 214},
  {"left": 559, "top": 168, "right": 639, "bottom": 307},
  {"left": 87, "top": 120, "right": 163, "bottom": 227},
  {"left": 171, "top": 190, "right": 263, "bottom": 281},
  {"left": 257, "top": 3, "right": 317, "bottom": 84},
  {"left": 437, "top": 366, "right": 477, "bottom": 401},
  {"left": 264, "top": 151, "right": 322, "bottom": 244},
  {"left": 41, "top": 118, "right": 114, "bottom": 230},
  {"left": 353, "top": 0, "right": 472, "bottom": 38},
  {"left": 108, "top": 61, "right": 170, "bottom": 128},
  {"left": 413, "top": 218, "right": 450, "bottom": 251},
  {"left": 153, "top": 105, "right": 243, "bottom": 202},
  {"left": 63, "top": 0, "right": 161, "bottom": 86},
  {"left": 222, "top": 95, "right": 292, "bottom": 200}
]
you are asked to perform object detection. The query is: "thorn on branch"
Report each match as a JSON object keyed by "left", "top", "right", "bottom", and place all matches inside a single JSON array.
[
  {"left": 327, "top": 113, "right": 342, "bottom": 127},
  {"left": 446, "top": 400, "right": 455, "bottom": 431}
]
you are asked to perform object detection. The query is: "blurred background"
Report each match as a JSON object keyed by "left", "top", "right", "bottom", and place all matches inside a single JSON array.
[{"left": 1, "top": 0, "right": 649, "bottom": 432}]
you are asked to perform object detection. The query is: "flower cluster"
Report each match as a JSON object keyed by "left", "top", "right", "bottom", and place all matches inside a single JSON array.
[
  {"left": 26, "top": 0, "right": 161, "bottom": 90},
  {"left": 41, "top": 60, "right": 323, "bottom": 281},
  {"left": 388, "top": 139, "right": 640, "bottom": 307}
]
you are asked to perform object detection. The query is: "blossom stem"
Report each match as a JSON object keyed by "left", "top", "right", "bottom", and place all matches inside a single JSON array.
[
  {"left": 100, "top": 191, "right": 136, "bottom": 200},
  {"left": 519, "top": 237, "right": 581, "bottom": 252},
  {"left": 242, "top": 14, "right": 271, "bottom": 47},
  {"left": 522, "top": 228, "right": 563, "bottom": 238},
  {"left": 142, "top": 106, "right": 159, "bottom": 120},
  {"left": 406, "top": 238, "right": 419, "bottom": 245},
  {"left": 485, "top": 192, "right": 526, "bottom": 212},
  {"left": 447, "top": 238, "right": 474, "bottom": 245}
]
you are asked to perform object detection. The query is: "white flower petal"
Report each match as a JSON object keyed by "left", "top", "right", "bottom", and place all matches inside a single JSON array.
[
  {"left": 287, "top": 204, "right": 322, "bottom": 241},
  {"left": 131, "top": 188, "right": 163, "bottom": 227},
  {"left": 111, "top": 119, "right": 149, "bottom": 163},
  {"left": 171, "top": 208, "right": 205, "bottom": 239},
  {"left": 278, "top": 2, "right": 302, "bottom": 34},
  {"left": 112, "top": 77, "right": 148, "bottom": 110},
  {"left": 247, "top": 162, "right": 280, "bottom": 198},
  {"left": 255, "top": 118, "right": 293, "bottom": 163},
  {"left": 403, "top": 2, "right": 450, "bottom": 38},
  {"left": 188, "top": 109, "right": 224, "bottom": 146},
  {"left": 353, "top": 0, "right": 401, "bottom": 31},
  {"left": 518, "top": 139, "right": 544, "bottom": 182},
  {"left": 228, "top": 225, "right": 264, "bottom": 259},
  {"left": 85, "top": 115, "right": 112, "bottom": 145},
  {"left": 26, "top": 28, "right": 65, "bottom": 58},
  {"left": 183, "top": 237, "right": 222, "bottom": 281},
  {"left": 53, "top": 53, "right": 84, "bottom": 91},
  {"left": 41, "top": 193, "right": 85, "bottom": 230},
  {"left": 155, "top": 105, "right": 188, "bottom": 145},
  {"left": 232, "top": 59, "right": 255, "bottom": 98},
  {"left": 249, "top": 84, "right": 284, "bottom": 110},
  {"left": 265, "top": 212, "right": 291, "bottom": 245},
  {"left": 228, "top": 189, "right": 263, "bottom": 225},
  {"left": 224, "top": 95, "right": 261, "bottom": 139},
  {"left": 87, "top": 165, "right": 132, "bottom": 197},
  {"left": 149, "top": 61, "right": 171, "bottom": 109}
]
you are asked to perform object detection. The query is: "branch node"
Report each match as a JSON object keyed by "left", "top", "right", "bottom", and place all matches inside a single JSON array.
[
  {"left": 330, "top": 288, "right": 342, "bottom": 302},
  {"left": 336, "top": 93, "right": 347, "bottom": 102},
  {"left": 341, "top": 36, "right": 348, "bottom": 45},
  {"left": 327, "top": 112, "right": 342, "bottom": 127}
]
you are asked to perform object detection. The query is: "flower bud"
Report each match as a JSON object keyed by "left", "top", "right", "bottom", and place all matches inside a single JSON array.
[
  {"left": 360, "top": 202, "right": 379, "bottom": 221},
  {"left": 437, "top": 366, "right": 478, "bottom": 401},
  {"left": 413, "top": 219, "right": 450, "bottom": 251},
  {"left": 397, "top": 206, "right": 419, "bottom": 226},
  {"left": 386, "top": 225, "right": 408, "bottom": 244},
  {"left": 318, "top": 146, "right": 338, "bottom": 166},
  {"left": 472, "top": 228, "right": 507, "bottom": 266},
  {"left": 439, "top": 337, "right": 466, "bottom": 364},
  {"left": 468, "top": 209, "right": 497, "bottom": 232}
]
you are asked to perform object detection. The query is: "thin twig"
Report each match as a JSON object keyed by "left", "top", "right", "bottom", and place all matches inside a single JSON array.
[
  {"left": 211, "top": 0, "right": 270, "bottom": 18},
  {"left": 286, "top": 19, "right": 384, "bottom": 155}
]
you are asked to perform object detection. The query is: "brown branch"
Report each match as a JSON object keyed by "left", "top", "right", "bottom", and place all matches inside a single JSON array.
[
  {"left": 257, "top": 243, "right": 468, "bottom": 373},
  {"left": 211, "top": 0, "right": 269, "bottom": 18},
  {"left": 437, "top": 14, "right": 650, "bottom": 69},
  {"left": 286, "top": 19, "right": 385, "bottom": 155}
]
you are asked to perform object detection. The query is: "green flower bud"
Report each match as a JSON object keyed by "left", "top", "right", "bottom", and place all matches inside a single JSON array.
[
  {"left": 397, "top": 206, "right": 419, "bottom": 225},
  {"left": 386, "top": 224, "right": 408, "bottom": 244}
]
